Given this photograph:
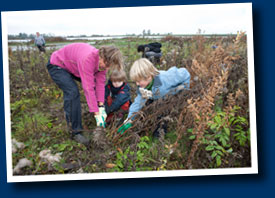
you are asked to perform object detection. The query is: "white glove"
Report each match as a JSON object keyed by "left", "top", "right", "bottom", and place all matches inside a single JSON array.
[
  {"left": 139, "top": 87, "right": 153, "bottom": 99},
  {"left": 94, "top": 114, "right": 106, "bottom": 128},
  {"left": 99, "top": 106, "right": 107, "bottom": 120}
]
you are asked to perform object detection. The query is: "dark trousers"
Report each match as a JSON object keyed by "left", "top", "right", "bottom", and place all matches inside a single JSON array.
[
  {"left": 142, "top": 51, "right": 162, "bottom": 64},
  {"left": 47, "top": 62, "right": 82, "bottom": 132},
  {"left": 37, "top": 45, "right": 45, "bottom": 52}
]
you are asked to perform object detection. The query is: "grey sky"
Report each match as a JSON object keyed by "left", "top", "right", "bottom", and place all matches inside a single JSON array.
[{"left": 3, "top": 3, "right": 251, "bottom": 36}]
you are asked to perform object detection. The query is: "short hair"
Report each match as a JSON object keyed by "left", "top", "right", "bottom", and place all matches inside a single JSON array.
[
  {"left": 137, "top": 45, "right": 145, "bottom": 52},
  {"left": 130, "top": 58, "right": 159, "bottom": 82},
  {"left": 110, "top": 69, "right": 127, "bottom": 82}
]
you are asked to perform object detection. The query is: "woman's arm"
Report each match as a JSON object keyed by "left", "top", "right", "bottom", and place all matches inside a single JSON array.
[
  {"left": 78, "top": 55, "right": 99, "bottom": 113},
  {"left": 94, "top": 70, "right": 106, "bottom": 103}
]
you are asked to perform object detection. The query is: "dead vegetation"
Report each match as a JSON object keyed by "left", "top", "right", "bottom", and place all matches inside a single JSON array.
[
  {"left": 9, "top": 34, "right": 250, "bottom": 175},
  {"left": 109, "top": 32, "right": 250, "bottom": 169}
]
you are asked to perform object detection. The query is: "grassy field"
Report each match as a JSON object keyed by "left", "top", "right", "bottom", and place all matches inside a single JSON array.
[{"left": 8, "top": 34, "right": 251, "bottom": 175}]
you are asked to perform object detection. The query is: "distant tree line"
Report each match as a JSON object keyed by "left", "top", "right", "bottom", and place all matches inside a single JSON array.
[
  {"left": 8, "top": 30, "right": 168, "bottom": 40},
  {"left": 8, "top": 33, "right": 57, "bottom": 40}
]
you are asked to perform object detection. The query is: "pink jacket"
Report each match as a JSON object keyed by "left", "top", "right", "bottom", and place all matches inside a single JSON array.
[{"left": 50, "top": 43, "right": 106, "bottom": 113}]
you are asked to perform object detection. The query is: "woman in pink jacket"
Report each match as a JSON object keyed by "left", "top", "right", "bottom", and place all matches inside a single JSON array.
[{"left": 47, "top": 43, "right": 123, "bottom": 145}]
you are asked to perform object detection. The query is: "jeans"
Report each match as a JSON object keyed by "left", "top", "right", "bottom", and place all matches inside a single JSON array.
[
  {"left": 37, "top": 45, "right": 45, "bottom": 52},
  {"left": 143, "top": 51, "right": 162, "bottom": 64},
  {"left": 47, "top": 62, "right": 82, "bottom": 132},
  {"left": 144, "top": 51, "right": 162, "bottom": 58}
]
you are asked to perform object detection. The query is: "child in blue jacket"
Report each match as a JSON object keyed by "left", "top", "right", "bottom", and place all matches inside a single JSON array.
[
  {"left": 118, "top": 58, "right": 190, "bottom": 136},
  {"left": 105, "top": 69, "right": 131, "bottom": 126}
]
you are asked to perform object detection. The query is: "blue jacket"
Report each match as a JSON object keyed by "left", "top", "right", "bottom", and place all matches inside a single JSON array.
[
  {"left": 127, "top": 66, "right": 190, "bottom": 119},
  {"left": 34, "top": 35, "right": 45, "bottom": 46},
  {"left": 105, "top": 80, "right": 131, "bottom": 114}
]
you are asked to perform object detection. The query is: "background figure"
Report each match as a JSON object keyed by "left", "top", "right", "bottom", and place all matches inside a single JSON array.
[
  {"left": 137, "top": 42, "right": 162, "bottom": 64},
  {"left": 34, "top": 32, "right": 46, "bottom": 52}
]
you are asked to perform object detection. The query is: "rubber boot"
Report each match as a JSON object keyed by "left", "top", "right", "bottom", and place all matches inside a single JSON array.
[{"left": 71, "top": 132, "right": 90, "bottom": 147}]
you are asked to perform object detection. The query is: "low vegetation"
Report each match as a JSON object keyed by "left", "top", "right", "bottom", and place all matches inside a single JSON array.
[{"left": 9, "top": 33, "right": 250, "bottom": 175}]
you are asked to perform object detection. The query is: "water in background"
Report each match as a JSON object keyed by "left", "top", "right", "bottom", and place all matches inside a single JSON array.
[{"left": 8, "top": 35, "right": 164, "bottom": 51}]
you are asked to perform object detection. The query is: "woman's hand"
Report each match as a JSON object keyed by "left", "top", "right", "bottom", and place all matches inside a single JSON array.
[
  {"left": 98, "top": 106, "right": 107, "bottom": 120},
  {"left": 94, "top": 113, "right": 106, "bottom": 128}
]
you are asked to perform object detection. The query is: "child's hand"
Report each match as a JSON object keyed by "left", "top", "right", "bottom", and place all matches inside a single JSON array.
[
  {"left": 139, "top": 87, "right": 153, "bottom": 99},
  {"left": 118, "top": 123, "right": 132, "bottom": 134},
  {"left": 94, "top": 114, "right": 106, "bottom": 128},
  {"left": 118, "top": 118, "right": 132, "bottom": 134}
]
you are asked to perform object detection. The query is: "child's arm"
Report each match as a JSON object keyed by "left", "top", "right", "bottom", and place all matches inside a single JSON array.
[
  {"left": 127, "top": 93, "right": 146, "bottom": 120},
  {"left": 107, "top": 91, "right": 130, "bottom": 114},
  {"left": 164, "top": 67, "right": 191, "bottom": 89},
  {"left": 118, "top": 90, "right": 146, "bottom": 134},
  {"left": 94, "top": 70, "right": 106, "bottom": 105}
]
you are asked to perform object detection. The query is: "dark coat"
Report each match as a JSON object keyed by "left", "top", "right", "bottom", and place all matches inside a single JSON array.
[
  {"left": 104, "top": 80, "right": 131, "bottom": 114},
  {"left": 137, "top": 42, "right": 162, "bottom": 53}
]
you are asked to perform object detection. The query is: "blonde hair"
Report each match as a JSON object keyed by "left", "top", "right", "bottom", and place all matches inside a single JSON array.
[
  {"left": 130, "top": 58, "right": 159, "bottom": 82},
  {"left": 99, "top": 46, "right": 124, "bottom": 70},
  {"left": 110, "top": 69, "right": 127, "bottom": 82}
]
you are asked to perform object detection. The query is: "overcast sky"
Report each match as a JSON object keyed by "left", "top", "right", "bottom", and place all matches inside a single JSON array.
[{"left": 3, "top": 3, "right": 252, "bottom": 36}]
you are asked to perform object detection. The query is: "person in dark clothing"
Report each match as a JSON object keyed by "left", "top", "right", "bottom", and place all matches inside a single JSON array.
[
  {"left": 137, "top": 42, "right": 162, "bottom": 64},
  {"left": 105, "top": 69, "right": 131, "bottom": 126}
]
